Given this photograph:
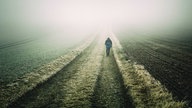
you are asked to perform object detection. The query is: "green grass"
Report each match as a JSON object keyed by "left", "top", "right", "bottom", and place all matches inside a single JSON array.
[
  {"left": 0, "top": 35, "right": 82, "bottom": 84},
  {"left": 0, "top": 35, "right": 94, "bottom": 108}
]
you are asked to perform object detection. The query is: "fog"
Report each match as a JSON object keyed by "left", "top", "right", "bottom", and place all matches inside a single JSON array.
[
  {"left": 0, "top": 0, "right": 192, "bottom": 41},
  {"left": 0, "top": 0, "right": 192, "bottom": 88}
]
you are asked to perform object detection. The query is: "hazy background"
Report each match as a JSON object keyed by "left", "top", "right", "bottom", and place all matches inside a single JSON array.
[
  {"left": 0, "top": 0, "right": 192, "bottom": 83},
  {"left": 0, "top": 0, "right": 192, "bottom": 38}
]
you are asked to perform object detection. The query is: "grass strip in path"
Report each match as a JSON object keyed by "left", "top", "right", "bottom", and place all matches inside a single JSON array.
[{"left": 59, "top": 38, "right": 104, "bottom": 108}]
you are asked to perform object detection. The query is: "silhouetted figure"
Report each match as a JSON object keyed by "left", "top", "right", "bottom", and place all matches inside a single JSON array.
[{"left": 105, "top": 37, "right": 112, "bottom": 56}]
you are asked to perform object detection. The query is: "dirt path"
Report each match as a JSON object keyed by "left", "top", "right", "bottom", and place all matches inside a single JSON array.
[
  {"left": 8, "top": 37, "right": 131, "bottom": 108},
  {"left": 4, "top": 34, "right": 186, "bottom": 108},
  {"left": 91, "top": 51, "right": 133, "bottom": 108}
]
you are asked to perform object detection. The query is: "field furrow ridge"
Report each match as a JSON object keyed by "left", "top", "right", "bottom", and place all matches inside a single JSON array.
[{"left": 111, "top": 33, "right": 186, "bottom": 108}]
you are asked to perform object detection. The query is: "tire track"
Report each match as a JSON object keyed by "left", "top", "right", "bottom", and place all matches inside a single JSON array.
[{"left": 91, "top": 51, "right": 133, "bottom": 108}]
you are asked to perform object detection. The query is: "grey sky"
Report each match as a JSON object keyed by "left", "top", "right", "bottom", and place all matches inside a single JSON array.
[{"left": 0, "top": 0, "right": 192, "bottom": 33}]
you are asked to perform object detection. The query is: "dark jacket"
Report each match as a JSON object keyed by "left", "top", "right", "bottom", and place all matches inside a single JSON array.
[{"left": 105, "top": 38, "right": 112, "bottom": 48}]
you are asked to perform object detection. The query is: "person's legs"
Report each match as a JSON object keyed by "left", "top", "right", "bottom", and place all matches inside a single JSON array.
[{"left": 106, "top": 48, "right": 110, "bottom": 56}]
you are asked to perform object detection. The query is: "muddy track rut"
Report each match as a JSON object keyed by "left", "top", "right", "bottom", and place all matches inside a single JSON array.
[{"left": 8, "top": 37, "right": 131, "bottom": 108}]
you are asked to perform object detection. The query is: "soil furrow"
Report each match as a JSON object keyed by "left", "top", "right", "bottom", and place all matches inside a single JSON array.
[
  {"left": 120, "top": 37, "right": 191, "bottom": 101},
  {"left": 112, "top": 34, "right": 185, "bottom": 108}
]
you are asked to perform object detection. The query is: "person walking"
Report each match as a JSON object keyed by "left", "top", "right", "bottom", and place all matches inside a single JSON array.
[{"left": 105, "top": 37, "right": 112, "bottom": 56}]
